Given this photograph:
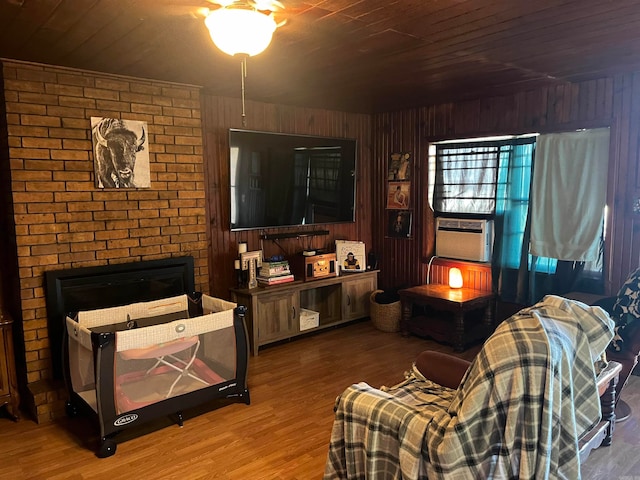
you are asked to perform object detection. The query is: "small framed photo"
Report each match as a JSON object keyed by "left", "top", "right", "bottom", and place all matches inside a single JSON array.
[
  {"left": 335, "top": 240, "right": 366, "bottom": 273},
  {"left": 387, "top": 210, "right": 412, "bottom": 238},
  {"left": 387, "top": 181, "right": 410, "bottom": 209},
  {"left": 388, "top": 152, "right": 411, "bottom": 181}
]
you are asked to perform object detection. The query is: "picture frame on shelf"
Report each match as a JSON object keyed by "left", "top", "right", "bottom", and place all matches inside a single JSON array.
[{"left": 335, "top": 240, "right": 366, "bottom": 273}]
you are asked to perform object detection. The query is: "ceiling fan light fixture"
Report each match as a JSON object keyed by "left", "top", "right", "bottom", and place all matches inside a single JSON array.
[{"left": 205, "top": 7, "right": 277, "bottom": 57}]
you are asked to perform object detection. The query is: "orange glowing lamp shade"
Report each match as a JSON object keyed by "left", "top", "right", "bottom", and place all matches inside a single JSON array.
[{"left": 449, "top": 267, "right": 463, "bottom": 289}]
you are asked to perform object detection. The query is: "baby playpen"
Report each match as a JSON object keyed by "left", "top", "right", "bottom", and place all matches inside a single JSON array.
[{"left": 64, "top": 292, "right": 249, "bottom": 457}]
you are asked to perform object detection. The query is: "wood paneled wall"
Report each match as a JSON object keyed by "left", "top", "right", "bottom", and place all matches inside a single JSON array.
[
  {"left": 372, "top": 74, "right": 640, "bottom": 295},
  {"left": 371, "top": 109, "right": 427, "bottom": 291},
  {"left": 200, "top": 95, "right": 372, "bottom": 299}
]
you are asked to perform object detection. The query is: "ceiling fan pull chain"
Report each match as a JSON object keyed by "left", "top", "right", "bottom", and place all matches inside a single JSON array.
[{"left": 241, "top": 56, "right": 247, "bottom": 127}]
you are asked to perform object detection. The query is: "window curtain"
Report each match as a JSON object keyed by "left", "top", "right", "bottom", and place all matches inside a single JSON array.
[
  {"left": 530, "top": 128, "right": 610, "bottom": 261},
  {"left": 492, "top": 139, "right": 556, "bottom": 304}
]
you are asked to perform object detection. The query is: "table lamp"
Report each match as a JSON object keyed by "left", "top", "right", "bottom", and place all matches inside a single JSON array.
[{"left": 449, "top": 267, "right": 463, "bottom": 289}]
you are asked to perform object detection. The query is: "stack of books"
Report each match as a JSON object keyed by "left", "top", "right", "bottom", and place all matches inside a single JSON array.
[{"left": 257, "top": 260, "right": 295, "bottom": 286}]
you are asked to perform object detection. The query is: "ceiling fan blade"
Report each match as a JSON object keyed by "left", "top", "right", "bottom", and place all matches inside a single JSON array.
[
  {"left": 134, "top": 0, "right": 215, "bottom": 18},
  {"left": 209, "top": 0, "right": 235, "bottom": 7},
  {"left": 252, "top": 0, "right": 285, "bottom": 12}
]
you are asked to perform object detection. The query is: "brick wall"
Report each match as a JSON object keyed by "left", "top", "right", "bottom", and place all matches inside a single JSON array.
[{"left": 1, "top": 60, "right": 209, "bottom": 422}]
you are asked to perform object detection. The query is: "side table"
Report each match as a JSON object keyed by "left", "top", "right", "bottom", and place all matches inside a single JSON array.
[
  {"left": 399, "top": 284, "right": 495, "bottom": 352},
  {"left": 0, "top": 309, "right": 20, "bottom": 421}
]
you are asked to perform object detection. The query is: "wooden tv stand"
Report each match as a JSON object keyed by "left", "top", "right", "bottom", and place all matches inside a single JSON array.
[{"left": 231, "top": 270, "right": 378, "bottom": 356}]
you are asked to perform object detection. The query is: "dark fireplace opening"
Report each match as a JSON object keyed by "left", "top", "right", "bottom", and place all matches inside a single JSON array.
[{"left": 45, "top": 256, "right": 195, "bottom": 381}]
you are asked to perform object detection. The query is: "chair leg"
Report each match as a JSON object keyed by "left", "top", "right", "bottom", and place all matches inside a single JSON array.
[{"left": 615, "top": 398, "right": 632, "bottom": 423}]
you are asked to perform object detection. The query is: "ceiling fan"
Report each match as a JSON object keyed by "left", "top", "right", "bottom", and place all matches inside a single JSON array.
[
  {"left": 149, "top": 0, "right": 291, "bottom": 125},
  {"left": 198, "top": 1, "right": 289, "bottom": 125},
  {"left": 153, "top": 0, "right": 287, "bottom": 24},
  {"left": 204, "top": 0, "right": 287, "bottom": 55},
  {"left": 209, "top": 0, "right": 286, "bottom": 16},
  {"left": 149, "top": 0, "right": 289, "bottom": 54}
]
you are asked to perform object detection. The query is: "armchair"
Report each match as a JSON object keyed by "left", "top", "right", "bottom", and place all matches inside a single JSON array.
[
  {"left": 575, "top": 267, "right": 640, "bottom": 421},
  {"left": 593, "top": 295, "right": 640, "bottom": 421},
  {"left": 324, "top": 296, "right": 615, "bottom": 480}
]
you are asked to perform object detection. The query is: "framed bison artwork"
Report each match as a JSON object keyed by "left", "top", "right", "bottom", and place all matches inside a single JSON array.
[{"left": 91, "top": 117, "right": 150, "bottom": 188}]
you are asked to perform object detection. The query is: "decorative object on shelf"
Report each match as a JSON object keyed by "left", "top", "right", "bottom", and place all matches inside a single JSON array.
[
  {"left": 257, "top": 258, "right": 294, "bottom": 286},
  {"left": 386, "top": 181, "right": 411, "bottom": 209},
  {"left": 292, "top": 252, "right": 337, "bottom": 281},
  {"left": 449, "top": 267, "right": 463, "bottom": 288},
  {"left": 91, "top": 117, "right": 149, "bottom": 189},
  {"left": 234, "top": 259, "right": 243, "bottom": 288},
  {"left": 203, "top": 1, "right": 286, "bottom": 126},
  {"left": 299, "top": 308, "right": 320, "bottom": 331},
  {"left": 335, "top": 240, "right": 366, "bottom": 273},
  {"left": 240, "top": 250, "right": 263, "bottom": 289},
  {"left": 257, "top": 274, "right": 294, "bottom": 286},
  {"left": 260, "top": 259, "right": 291, "bottom": 276},
  {"left": 238, "top": 242, "right": 248, "bottom": 254},
  {"left": 387, "top": 210, "right": 412, "bottom": 238}
]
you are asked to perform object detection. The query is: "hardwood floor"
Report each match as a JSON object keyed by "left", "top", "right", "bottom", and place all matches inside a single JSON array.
[{"left": 0, "top": 320, "right": 637, "bottom": 479}]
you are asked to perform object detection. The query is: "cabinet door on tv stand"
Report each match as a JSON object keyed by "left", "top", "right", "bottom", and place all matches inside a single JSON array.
[
  {"left": 256, "top": 291, "right": 299, "bottom": 345},
  {"left": 342, "top": 273, "right": 377, "bottom": 321}
]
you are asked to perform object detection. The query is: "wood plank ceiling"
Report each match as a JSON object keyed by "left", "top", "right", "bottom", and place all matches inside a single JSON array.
[{"left": 2, "top": 0, "right": 640, "bottom": 113}]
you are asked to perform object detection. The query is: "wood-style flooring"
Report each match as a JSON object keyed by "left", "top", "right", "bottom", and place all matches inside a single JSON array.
[{"left": 0, "top": 320, "right": 637, "bottom": 479}]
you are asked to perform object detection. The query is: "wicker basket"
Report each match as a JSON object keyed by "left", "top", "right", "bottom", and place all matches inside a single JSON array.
[{"left": 369, "top": 289, "right": 401, "bottom": 333}]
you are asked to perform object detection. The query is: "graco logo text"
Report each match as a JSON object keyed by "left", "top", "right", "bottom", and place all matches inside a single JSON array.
[{"left": 114, "top": 414, "right": 138, "bottom": 427}]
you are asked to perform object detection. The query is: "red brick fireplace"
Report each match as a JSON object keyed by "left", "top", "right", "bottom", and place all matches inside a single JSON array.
[{"left": 1, "top": 60, "right": 210, "bottom": 422}]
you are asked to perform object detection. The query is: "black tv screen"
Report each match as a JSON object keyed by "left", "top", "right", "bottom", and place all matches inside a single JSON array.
[{"left": 229, "top": 129, "right": 357, "bottom": 231}]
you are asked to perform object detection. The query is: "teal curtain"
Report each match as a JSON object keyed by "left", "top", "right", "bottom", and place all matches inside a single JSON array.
[{"left": 492, "top": 139, "right": 557, "bottom": 304}]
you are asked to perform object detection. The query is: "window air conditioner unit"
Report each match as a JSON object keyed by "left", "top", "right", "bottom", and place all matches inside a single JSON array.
[{"left": 435, "top": 218, "right": 493, "bottom": 262}]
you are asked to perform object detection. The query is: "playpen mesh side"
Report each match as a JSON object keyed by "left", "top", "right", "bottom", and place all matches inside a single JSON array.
[
  {"left": 77, "top": 294, "right": 190, "bottom": 329},
  {"left": 66, "top": 318, "right": 99, "bottom": 411},
  {"left": 66, "top": 295, "right": 239, "bottom": 415},
  {"left": 113, "top": 308, "right": 237, "bottom": 414}
]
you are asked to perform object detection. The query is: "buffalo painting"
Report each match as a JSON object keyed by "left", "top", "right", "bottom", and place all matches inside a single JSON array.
[{"left": 91, "top": 117, "right": 150, "bottom": 188}]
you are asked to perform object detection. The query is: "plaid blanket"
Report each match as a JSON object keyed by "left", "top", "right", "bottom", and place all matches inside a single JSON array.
[{"left": 324, "top": 295, "right": 614, "bottom": 480}]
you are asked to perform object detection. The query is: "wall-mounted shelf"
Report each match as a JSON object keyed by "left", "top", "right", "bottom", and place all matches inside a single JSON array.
[{"left": 260, "top": 229, "right": 330, "bottom": 241}]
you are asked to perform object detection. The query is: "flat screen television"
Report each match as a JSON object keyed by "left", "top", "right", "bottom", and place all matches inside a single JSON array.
[{"left": 229, "top": 129, "right": 357, "bottom": 231}]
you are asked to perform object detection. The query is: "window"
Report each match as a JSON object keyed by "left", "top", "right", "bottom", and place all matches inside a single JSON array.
[
  {"left": 433, "top": 142, "right": 500, "bottom": 215},
  {"left": 431, "top": 136, "right": 557, "bottom": 274},
  {"left": 430, "top": 131, "right": 608, "bottom": 300}
]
